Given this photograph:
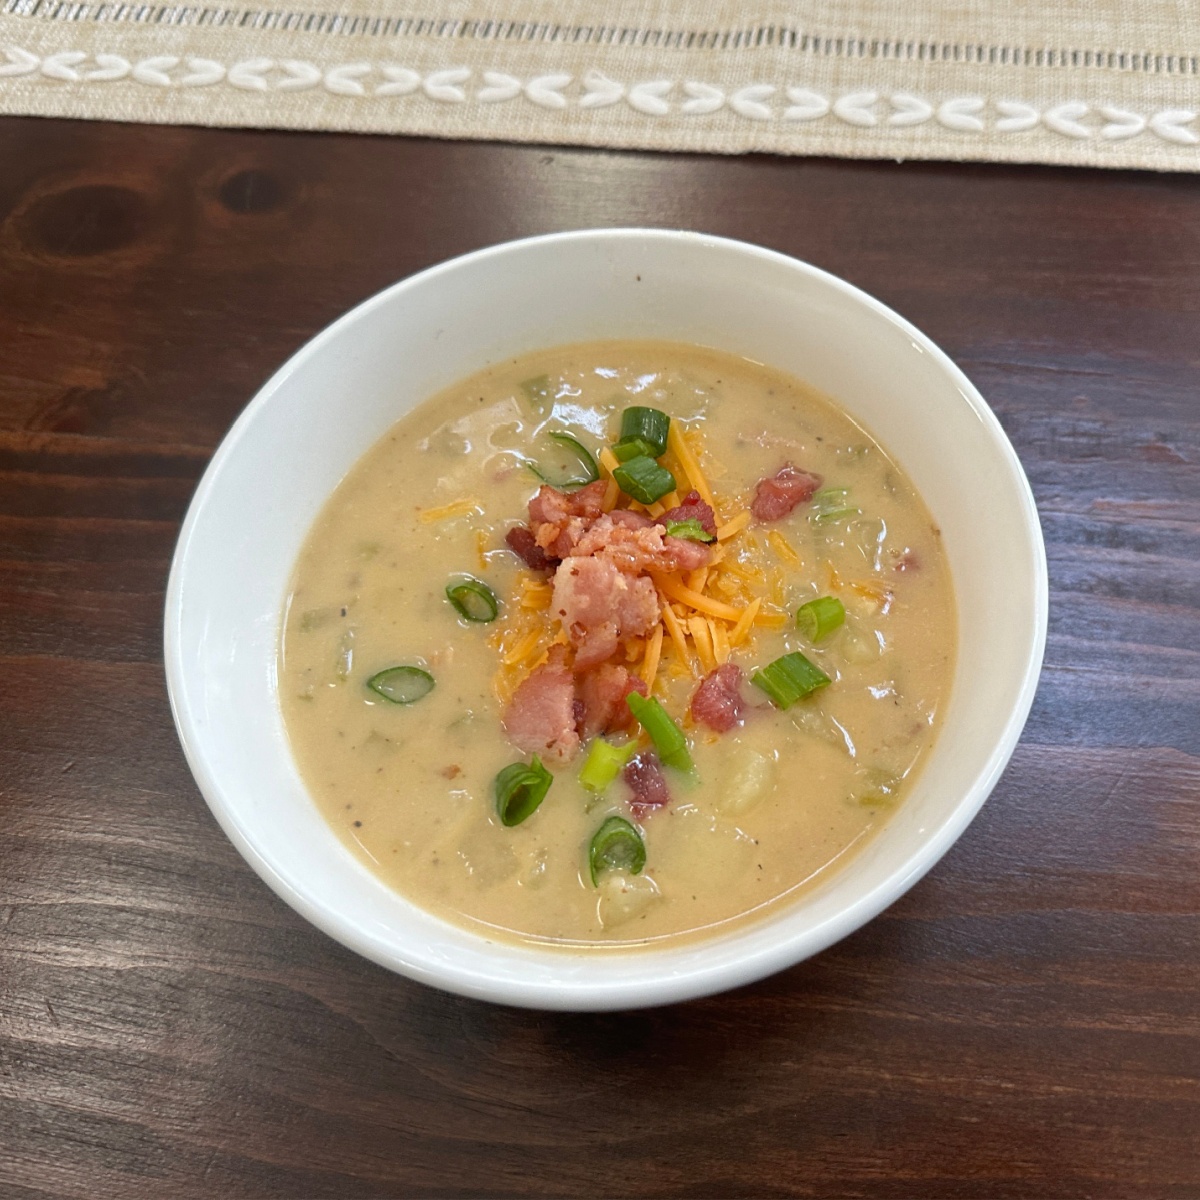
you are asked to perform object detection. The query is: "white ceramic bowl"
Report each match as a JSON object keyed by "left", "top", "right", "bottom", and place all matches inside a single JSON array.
[{"left": 165, "top": 229, "right": 1047, "bottom": 1011}]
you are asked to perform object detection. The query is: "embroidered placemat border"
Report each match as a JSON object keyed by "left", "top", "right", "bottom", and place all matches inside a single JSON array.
[{"left": 3, "top": 4, "right": 1198, "bottom": 170}]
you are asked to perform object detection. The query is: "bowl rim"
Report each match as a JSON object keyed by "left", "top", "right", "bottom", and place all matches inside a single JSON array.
[{"left": 164, "top": 227, "right": 1048, "bottom": 1009}]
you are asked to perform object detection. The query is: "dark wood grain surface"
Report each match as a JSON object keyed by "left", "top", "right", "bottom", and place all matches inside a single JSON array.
[{"left": 0, "top": 116, "right": 1197, "bottom": 1199}]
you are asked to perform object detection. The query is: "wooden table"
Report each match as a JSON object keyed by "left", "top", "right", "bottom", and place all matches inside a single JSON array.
[{"left": 1, "top": 116, "right": 1197, "bottom": 1199}]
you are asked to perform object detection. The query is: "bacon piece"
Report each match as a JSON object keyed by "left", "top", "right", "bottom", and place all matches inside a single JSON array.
[
  {"left": 624, "top": 752, "right": 672, "bottom": 819},
  {"left": 895, "top": 551, "right": 921, "bottom": 573},
  {"left": 659, "top": 489, "right": 717, "bottom": 538},
  {"left": 505, "top": 524, "right": 558, "bottom": 571},
  {"left": 528, "top": 479, "right": 606, "bottom": 526},
  {"left": 551, "top": 555, "right": 659, "bottom": 669},
  {"left": 569, "top": 514, "right": 711, "bottom": 575},
  {"left": 751, "top": 463, "right": 822, "bottom": 523},
  {"left": 528, "top": 481, "right": 607, "bottom": 558},
  {"left": 502, "top": 653, "right": 580, "bottom": 764},
  {"left": 690, "top": 663, "right": 746, "bottom": 733},
  {"left": 608, "top": 508, "right": 656, "bottom": 531},
  {"left": 661, "top": 535, "right": 711, "bottom": 573},
  {"left": 578, "top": 663, "right": 648, "bottom": 738}
]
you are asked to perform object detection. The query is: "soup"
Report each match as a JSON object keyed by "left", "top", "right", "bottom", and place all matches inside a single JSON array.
[{"left": 279, "top": 341, "right": 956, "bottom": 947}]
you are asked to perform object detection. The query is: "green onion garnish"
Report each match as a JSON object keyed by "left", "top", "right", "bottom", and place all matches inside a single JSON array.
[
  {"left": 366, "top": 665, "right": 435, "bottom": 705},
  {"left": 613, "top": 455, "right": 676, "bottom": 505},
  {"left": 625, "top": 692, "right": 692, "bottom": 772},
  {"left": 620, "top": 407, "right": 670, "bottom": 457},
  {"left": 750, "top": 652, "right": 831, "bottom": 709},
  {"left": 529, "top": 431, "right": 600, "bottom": 489},
  {"left": 588, "top": 816, "right": 647, "bottom": 886},
  {"left": 812, "top": 486, "right": 861, "bottom": 523},
  {"left": 445, "top": 577, "right": 499, "bottom": 622},
  {"left": 579, "top": 737, "right": 638, "bottom": 793},
  {"left": 494, "top": 755, "right": 553, "bottom": 826},
  {"left": 611, "top": 436, "right": 658, "bottom": 463},
  {"left": 519, "top": 374, "right": 554, "bottom": 418},
  {"left": 796, "top": 595, "right": 845, "bottom": 641},
  {"left": 662, "top": 518, "right": 715, "bottom": 543}
]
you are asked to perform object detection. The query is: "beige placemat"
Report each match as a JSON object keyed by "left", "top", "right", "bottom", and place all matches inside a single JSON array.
[{"left": 3, "top": 1, "right": 1199, "bottom": 170}]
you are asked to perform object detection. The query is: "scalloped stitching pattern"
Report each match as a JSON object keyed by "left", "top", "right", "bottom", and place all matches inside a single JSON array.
[{"left": 1, "top": 50, "right": 1196, "bottom": 146}]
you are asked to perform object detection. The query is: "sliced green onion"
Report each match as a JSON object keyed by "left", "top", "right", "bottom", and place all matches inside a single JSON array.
[
  {"left": 611, "top": 436, "right": 658, "bottom": 463},
  {"left": 625, "top": 692, "right": 692, "bottom": 772},
  {"left": 812, "top": 486, "right": 861, "bottom": 523},
  {"left": 613, "top": 455, "right": 676, "bottom": 505},
  {"left": 620, "top": 407, "right": 670, "bottom": 457},
  {"left": 445, "top": 577, "right": 499, "bottom": 622},
  {"left": 588, "top": 816, "right": 647, "bottom": 886},
  {"left": 750, "top": 652, "right": 831, "bottom": 709},
  {"left": 519, "top": 374, "right": 554, "bottom": 418},
  {"left": 579, "top": 738, "right": 638, "bottom": 793},
  {"left": 494, "top": 755, "right": 553, "bottom": 826},
  {"left": 662, "top": 518, "right": 715, "bottom": 543},
  {"left": 796, "top": 595, "right": 845, "bottom": 641},
  {"left": 367, "top": 665, "right": 435, "bottom": 705},
  {"left": 529, "top": 431, "right": 599, "bottom": 489}
]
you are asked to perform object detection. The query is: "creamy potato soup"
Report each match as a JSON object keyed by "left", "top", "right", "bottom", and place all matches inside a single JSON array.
[{"left": 280, "top": 342, "right": 956, "bottom": 948}]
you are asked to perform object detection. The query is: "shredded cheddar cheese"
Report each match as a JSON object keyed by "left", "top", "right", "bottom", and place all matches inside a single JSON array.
[
  {"left": 520, "top": 580, "right": 553, "bottom": 610},
  {"left": 755, "top": 610, "right": 789, "bottom": 629},
  {"left": 652, "top": 573, "right": 743, "bottom": 622},
  {"left": 660, "top": 602, "right": 696, "bottom": 676},
  {"left": 729, "top": 597, "right": 761, "bottom": 647},
  {"left": 716, "top": 510, "right": 752, "bottom": 541},
  {"left": 710, "top": 618, "right": 730, "bottom": 665},
  {"left": 641, "top": 623, "right": 664, "bottom": 690},
  {"left": 768, "top": 529, "right": 801, "bottom": 567},
  {"left": 503, "top": 627, "right": 542, "bottom": 667},
  {"left": 768, "top": 568, "right": 788, "bottom": 608},
  {"left": 598, "top": 447, "right": 622, "bottom": 511},
  {"left": 666, "top": 422, "right": 715, "bottom": 508},
  {"left": 688, "top": 615, "right": 717, "bottom": 674},
  {"left": 418, "top": 498, "right": 480, "bottom": 524}
]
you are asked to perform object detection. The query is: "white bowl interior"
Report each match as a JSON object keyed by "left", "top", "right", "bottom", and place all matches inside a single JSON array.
[{"left": 165, "top": 230, "right": 1046, "bottom": 1010}]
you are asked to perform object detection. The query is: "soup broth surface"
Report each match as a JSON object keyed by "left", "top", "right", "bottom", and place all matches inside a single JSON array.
[{"left": 280, "top": 341, "right": 956, "bottom": 947}]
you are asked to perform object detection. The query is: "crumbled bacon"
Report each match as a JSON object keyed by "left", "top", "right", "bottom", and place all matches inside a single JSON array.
[
  {"left": 578, "top": 663, "right": 648, "bottom": 738},
  {"left": 690, "top": 663, "right": 746, "bottom": 733},
  {"left": 502, "top": 473, "right": 728, "bottom": 762},
  {"left": 528, "top": 481, "right": 608, "bottom": 558},
  {"left": 661, "top": 535, "right": 710, "bottom": 573},
  {"left": 528, "top": 480, "right": 606, "bottom": 526},
  {"left": 551, "top": 555, "right": 659, "bottom": 669},
  {"left": 623, "top": 752, "right": 672, "bottom": 819},
  {"left": 659, "top": 489, "right": 717, "bottom": 538},
  {"left": 895, "top": 551, "right": 921, "bottom": 573},
  {"left": 751, "top": 463, "right": 822, "bottom": 522},
  {"left": 607, "top": 508, "right": 655, "bottom": 531},
  {"left": 570, "top": 514, "right": 711, "bottom": 576},
  {"left": 505, "top": 524, "right": 558, "bottom": 572},
  {"left": 501, "top": 653, "right": 580, "bottom": 764}
]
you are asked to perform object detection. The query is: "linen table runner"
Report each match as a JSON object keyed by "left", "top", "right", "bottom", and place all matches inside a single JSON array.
[{"left": 3, "top": 0, "right": 1199, "bottom": 170}]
